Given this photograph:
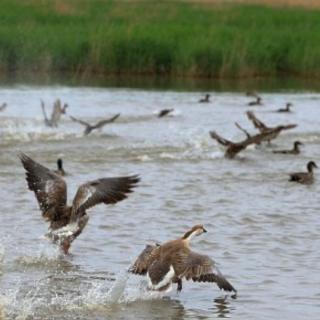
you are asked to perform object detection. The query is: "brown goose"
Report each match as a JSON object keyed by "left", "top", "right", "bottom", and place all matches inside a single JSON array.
[
  {"left": 19, "top": 153, "right": 139, "bottom": 254},
  {"left": 289, "top": 161, "right": 317, "bottom": 184},
  {"left": 130, "top": 225, "right": 236, "bottom": 294},
  {"left": 0, "top": 103, "right": 7, "bottom": 112},
  {"left": 248, "top": 96, "right": 262, "bottom": 106},
  {"left": 277, "top": 103, "right": 292, "bottom": 113},
  {"left": 54, "top": 158, "right": 66, "bottom": 176},
  {"left": 41, "top": 99, "right": 68, "bottom": 128},
  {"left": 246, "top": 111, "right": 297, "bottom": 144},
  {"left": 209, "top": 129, "right": 270, "bottom": 159},
  {"left": 273, "top": 141, "right": 303, "bottom": 155},
  {"left": 199, "top": 94, "right": 210, "bottom": 103},
  {"left": 158, "top": 109, "right": 174, "bottom": 118},
  {"left": 70, "top": 114, "right": 120, "bottom": 136}
]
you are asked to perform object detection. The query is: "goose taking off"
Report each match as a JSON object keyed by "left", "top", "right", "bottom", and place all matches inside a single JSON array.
[
  {"left": 19, "top": 153, "right": 139, "bottom": 254},
  {"left": 199, "top": 94, "right": 210, "bottom": 103},
  {"left": 130, "top": 225, "right": 236, "bottom": 294},
  {"left": 246, "top": 111, "right": 297, "bottom": 144},
  {"left": 289, "top": 161, "right": 317, "bottom": 185},
  {"left": 272, "top": 141, "right": 303, "bottom": 155},
  {"left": 41, "top": 99, "right": 68, "bottom": 127},
  {"left": 70, "top": 114, "right": 120, "bottom": 136}
]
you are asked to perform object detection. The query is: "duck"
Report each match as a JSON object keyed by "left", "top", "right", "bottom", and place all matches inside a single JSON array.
[
  {"left": 246, "top": 111, "right": 297, "bottom": 144},
  {"left": 248, "top": 96, "right": 262, "bottom": 106},
  {"left": 54, "top": 158, "right": 66, "bottom": 176},
  {"left": 289, "top": 161, "right": 317, "bottom": 184},
  {"left": 277, "top": 103, "right": 292, "bottom": 113},
  {"left": 70, "top": 113, "right": 120, "bottom": 136},
  {"left": 273, "top": 141, "right": 303, "bottom": 155},
  {"left": 0, "top": 103, "right": 7, "bottom": 112},
  {"left": 129, "top": 225, "right": 236, "bottom": 294},
  {"left": 19, "top": 153, "right": 139, "bottom": 254},
  {"left": 199, "top": 94, "right": 210, "bottom": 103},
  {"left": 158, "top": 108, "right": 174, "bottom": 118}
]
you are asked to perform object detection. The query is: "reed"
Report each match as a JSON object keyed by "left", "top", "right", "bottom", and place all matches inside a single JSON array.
[{"left": 1, "top": 0, "right": 320, "bottom": 78}]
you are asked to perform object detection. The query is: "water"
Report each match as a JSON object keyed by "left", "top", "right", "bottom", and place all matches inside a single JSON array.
[{"left": 0, "top": 85, "right": 319, "bottom": 319}]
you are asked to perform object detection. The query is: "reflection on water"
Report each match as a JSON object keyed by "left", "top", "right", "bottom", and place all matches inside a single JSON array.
[{"left": 0, "top": 85, "right": 319, "bottom": 319}]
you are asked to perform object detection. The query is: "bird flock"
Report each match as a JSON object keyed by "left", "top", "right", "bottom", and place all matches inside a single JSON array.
[{"left": 0, "top": 91, "right": 317, "bottom": 298}]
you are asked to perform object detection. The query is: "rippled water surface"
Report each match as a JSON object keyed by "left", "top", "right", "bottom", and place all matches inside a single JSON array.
[{"left": 0, "top": 86, "right": 319, "bottom": 319}]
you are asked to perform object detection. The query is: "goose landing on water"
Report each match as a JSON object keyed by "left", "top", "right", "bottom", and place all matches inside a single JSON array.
[
  {"left": 19, "top": 153, "right": 139, "bottom": 254},
  {"left": 70, "top": 114, "right": 120, "bottom": 136},
  {"left": 129, "top": 225, "right": 237, "bottom": 295},
  {"left": 289, "top": 161, "right": 317, "bottom": 185}
]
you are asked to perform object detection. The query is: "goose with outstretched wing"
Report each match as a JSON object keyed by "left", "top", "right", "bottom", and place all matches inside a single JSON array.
[
  {"left": 130, "top": 225, "right": 236, "bottom": 294},
  {"left": 20, "top": 153, "right": 139, "bottom": 253}
]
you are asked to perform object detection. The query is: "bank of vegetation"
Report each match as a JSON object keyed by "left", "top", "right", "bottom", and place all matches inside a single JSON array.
[{"left": 1, "top": 0, "right": 320, "bottom": 79}]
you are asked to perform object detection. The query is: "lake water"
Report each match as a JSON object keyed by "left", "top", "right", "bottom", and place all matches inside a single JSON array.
[{"left": 0, "top": 85, "right": 319, "bottom": 319}]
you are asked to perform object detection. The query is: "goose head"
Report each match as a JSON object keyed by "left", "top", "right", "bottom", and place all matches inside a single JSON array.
[
  {"left": 307, "top": 161, "right": 317, "bottom": 173},
  {"left": 57, "top": 158, "right": 63, "bottom": 170},
  {"left": 182, "top": 224, "right": 207, "bottom": 241}
]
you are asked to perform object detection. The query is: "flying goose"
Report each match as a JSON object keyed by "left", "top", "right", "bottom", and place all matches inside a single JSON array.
[
  {"left": 70, "top": 114, "right": 120, "bottom": 136},
  {"left": 209, "top": 129, "right": 270, "bottom": 159},
  {"left": 130, "top": 225, "right": 236, "bottom": 294},
  {"left": 248, "top": 96, "right": 262, "bottom": 106},
  {"left": 246, "top": 111, "right": 297, "bottom": 144},
  {"left": 0, "top": 103, "right": 7, "bottom": 112},
  {"left": 199, "top": 94, "right": 210, "bottom": 103},
  {"left": 289, "top": 161, "right": 317, "bottom": 184},
  {"left": 19, "top": 153, "right": 139, "bottom": 253},
  {"left": 158, "top": 109, "right": 174, "bottom": 118},
  {"left": 54, "top": 158, "right": 66, "bottom": 176},
  {"left": 273, "top": 141, "right": 303, "bottom": 155},
  {"left": 41, "top": 99, "right": 68, "bottom": 127},
  {"left": 277, "top": 103, "right": 292, "bottom": 113}
]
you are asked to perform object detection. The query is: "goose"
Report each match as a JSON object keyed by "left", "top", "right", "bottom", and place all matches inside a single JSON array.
[
  {"left": 130, "top": 225, "right": 236, "bottom": 294},
  {"left": 199, "top": 94, "right": 210, "bottom": 103},
  {"left": 248, "top": 96, "right": 262, "bottom": 106},
  {"left": 273, "top": 141, "right": 303, "bottom": 155},
  {"left": 158, "top": 109, "right": 174, "bottom": 118},
  {"left": 289, "top": 161, "right": 317, "bottom": 184},
  {"left": 19, "top": 153, "right": 139, "bottom": 253},
  {"left": 70, "top": 114, "right": 120, "bottom": 136},
  {"left": 54, "top": 158, "right": 66, "bottom": 176},
  {"left": 41, "top": 99, "right": 68, "bottom": 127},
  {"left": 209, "top": 129, "right": 271, "bottom": 159},
  {"left": 246, "top": 111, "right": 297, "bottom": 144},
  {"left": 277, "top": 103, "right": 292, "bottom": 113},
  {"left": 0, "top": 103, "right": 7, "bottom": 112}
]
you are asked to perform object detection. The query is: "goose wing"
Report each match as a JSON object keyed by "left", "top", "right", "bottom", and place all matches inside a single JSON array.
[
  {"left": 19, "top": 153, "right": 67, "bottom": 222},
  {"left": 209, "top": 131, "right": 233, "bottom": 146},
  {"left": 246, "top": 111, "right": 268, "bottom": 130},
  {"left": 71, "top": 175, "right": 140, "bottom": 220},
  {"left": 177, "top": 250, "right": 236, "bottom": 293},
  {"left": 93, "top": 113, "right": 121, "bottom": 129},
  {"left": 129, "top": 244, "right": 161, "bottom": 275},
  {"left": 69, "top": 115, "right": 91, "bottom": 127}
]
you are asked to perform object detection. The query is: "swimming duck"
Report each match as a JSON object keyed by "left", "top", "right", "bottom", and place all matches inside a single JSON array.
[
  {"left": 41, "top": 99, "right": 68, "bottom": 128},
  {"left": 199, "top": 94, "right": 210, "bottom": 103},
  {"left": 0, "top": 103, "right": 7, "bottom": 112},
  {"left": 130, "top": 225, "right": 236, "bottom": 294},
  {"left": 20, "top": 153, "right": 139, "bottom": 254},
  {"left": 70, "top": 113, "right": 120, "bottom": 136},
  {"left": 277, "top": 103, "right": 292, "bottom": 113},
  {"left": 273, "top": 141, "right": 303, "bottom": 155},
  {"left": 158, "top": 109, "right": 174, "bottom": 118},
  {"left": 246, "top": 111, "right": 297, "bottom": 144},
  {"left": 248, "top": 96, "right": 262, "bottom": 106},
  {"left": 289, "top": 161, "right": 317, "bottom": 185},
  {"left": 54, "top": 158, "right": 66, "bottom": 176}
]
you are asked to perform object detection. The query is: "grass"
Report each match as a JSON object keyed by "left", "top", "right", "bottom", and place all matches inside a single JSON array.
[{"left": 1, "top": 0, "right": 320, "bottom": 79}]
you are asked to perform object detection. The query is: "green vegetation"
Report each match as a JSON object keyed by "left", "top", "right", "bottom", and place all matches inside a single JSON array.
[{"left": 1, "top": 0, "right": 320, "bottom": 79}]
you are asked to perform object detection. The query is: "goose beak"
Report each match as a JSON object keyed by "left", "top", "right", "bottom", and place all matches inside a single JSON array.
[{"left": 203, "top": 227, "right": 207, "bottom": 233}]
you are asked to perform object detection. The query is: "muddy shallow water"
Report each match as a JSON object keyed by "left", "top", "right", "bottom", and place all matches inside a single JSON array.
[{"left": 0, "top": 86, "right": 319, "bottom": 319}]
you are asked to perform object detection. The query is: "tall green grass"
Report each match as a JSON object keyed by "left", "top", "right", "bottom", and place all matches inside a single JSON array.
[{"left": 1, "top": 0, "right": 320, "bottom": 78}]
